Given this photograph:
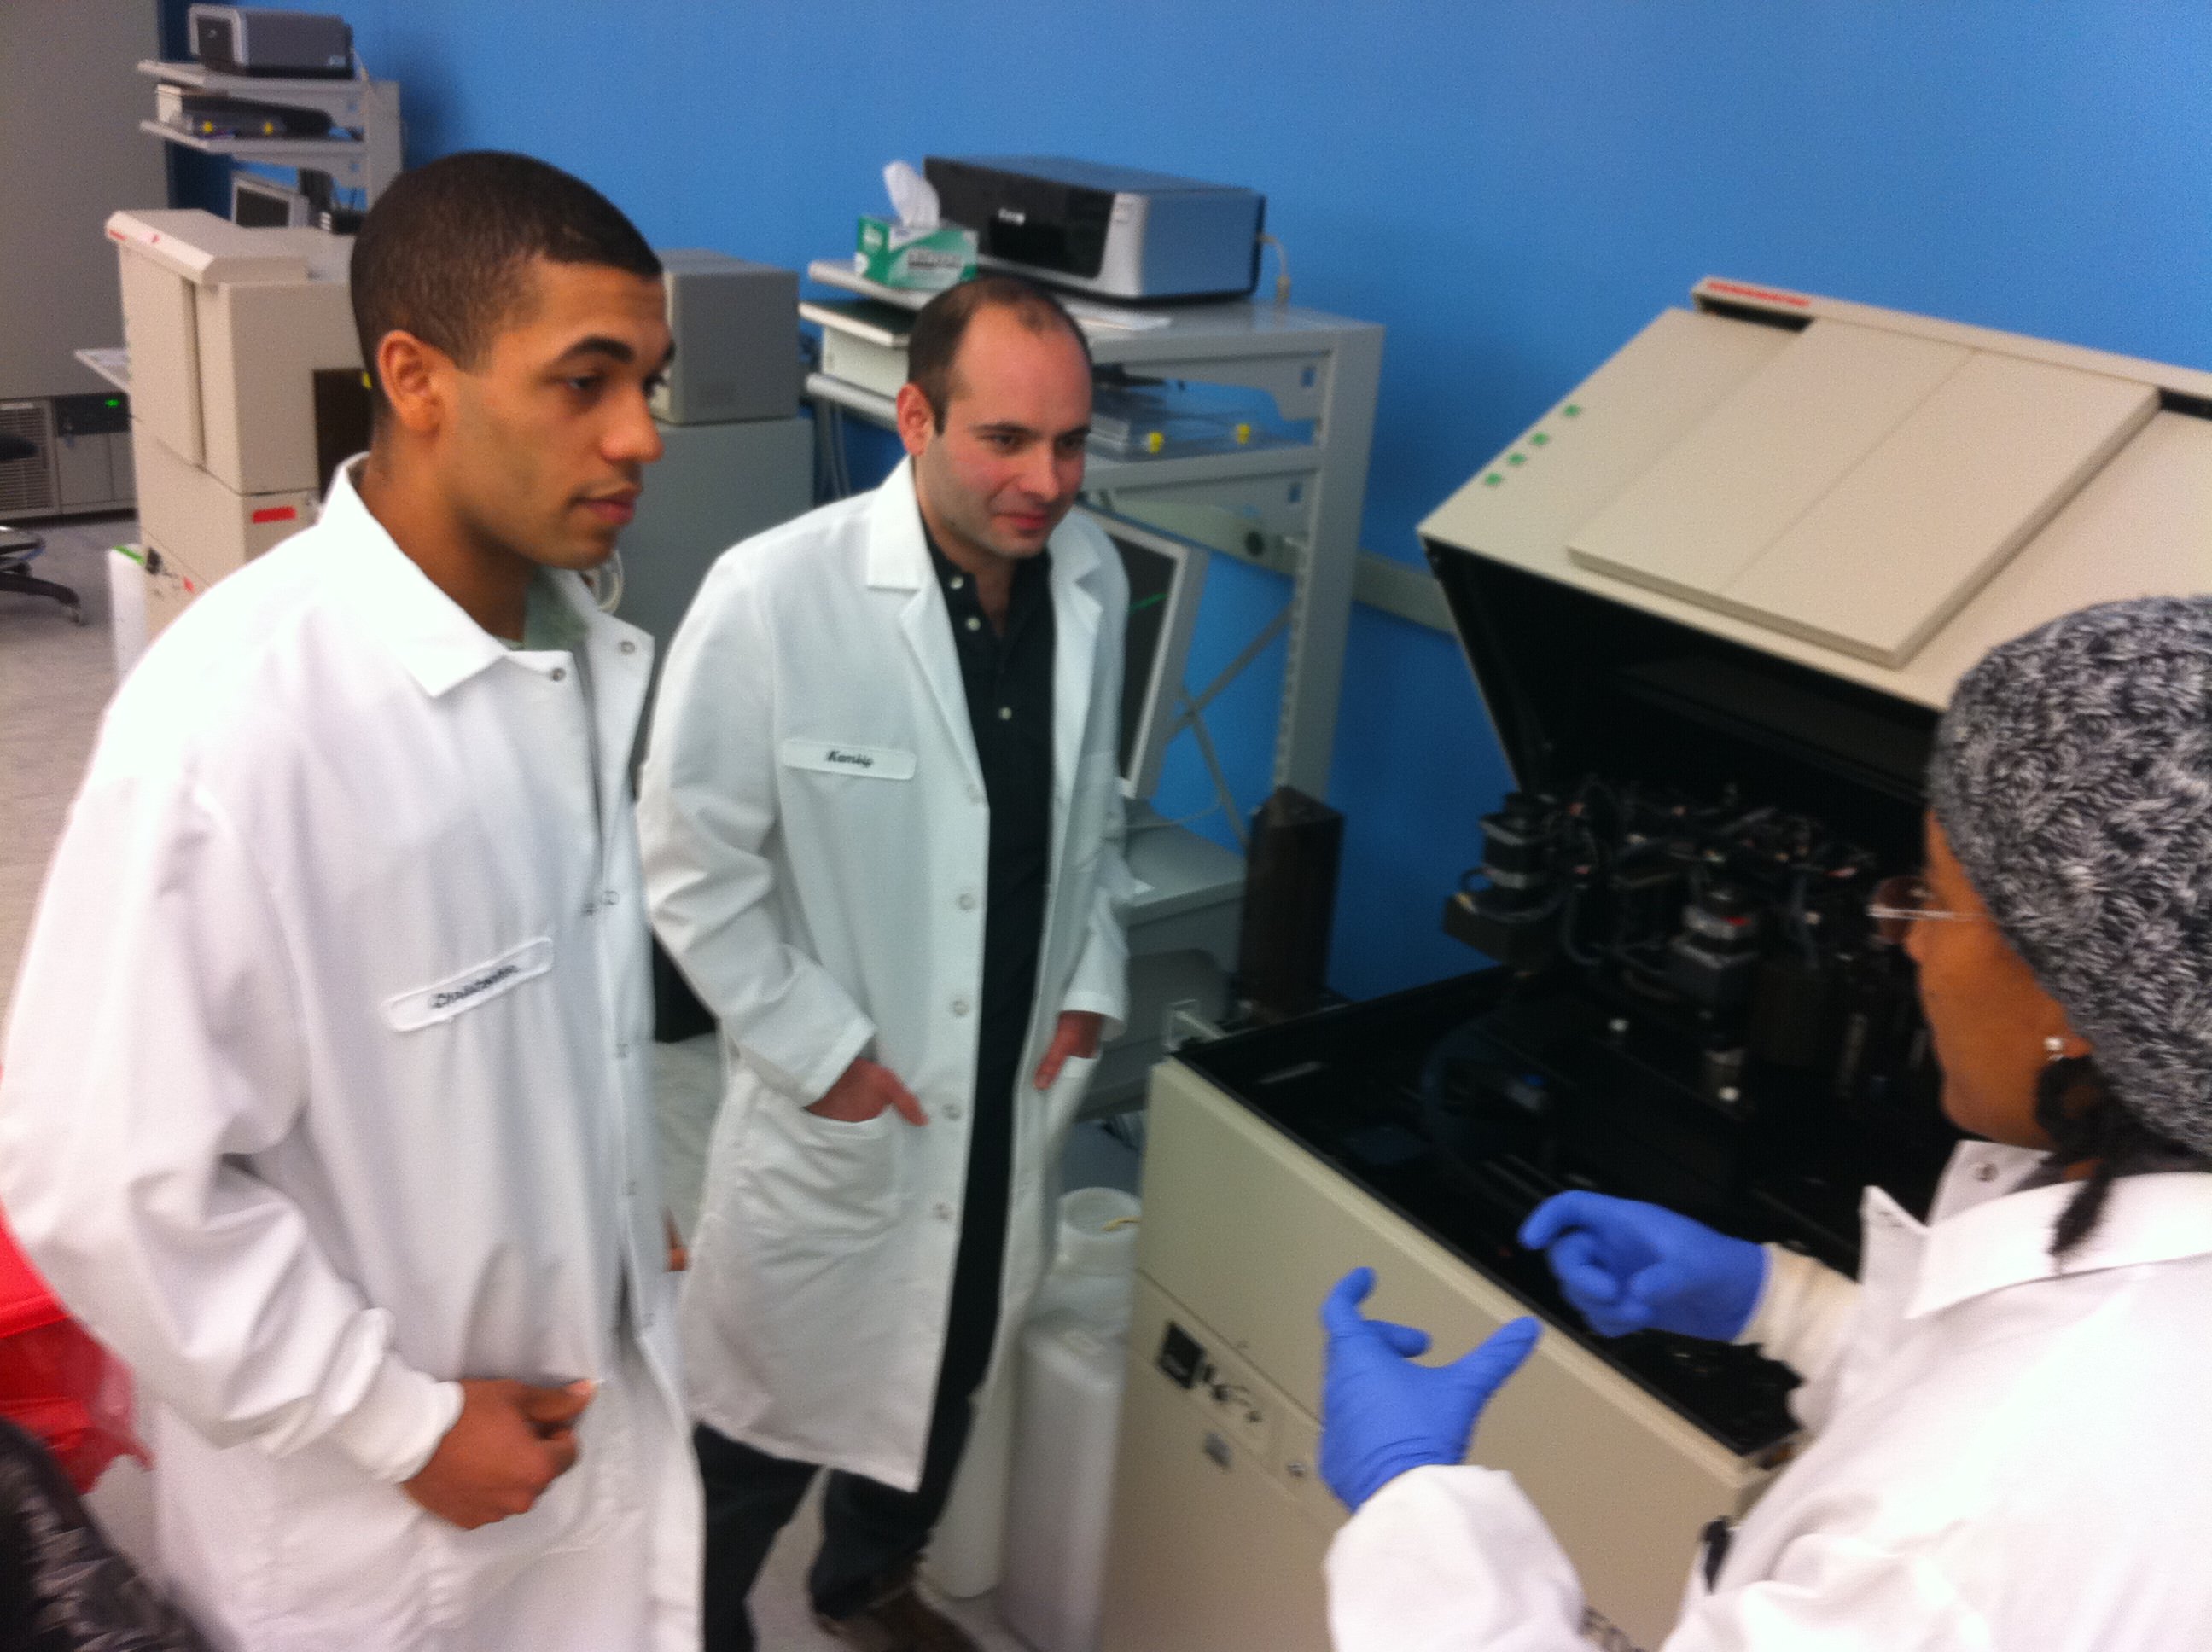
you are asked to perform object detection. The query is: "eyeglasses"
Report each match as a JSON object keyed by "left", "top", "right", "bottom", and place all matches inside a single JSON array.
[{"left": 1866, "top": 874, "right": 1984, "bottom": 945}]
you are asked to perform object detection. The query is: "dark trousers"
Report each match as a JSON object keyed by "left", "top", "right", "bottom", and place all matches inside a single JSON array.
[{"left": 697, "top": 1045, "right": 1016, "bottom": 1652}]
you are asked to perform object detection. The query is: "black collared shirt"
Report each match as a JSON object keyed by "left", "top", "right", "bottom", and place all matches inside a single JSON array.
[{"left": 924, "top": 525, "right": 1057, "bottom": 1091}]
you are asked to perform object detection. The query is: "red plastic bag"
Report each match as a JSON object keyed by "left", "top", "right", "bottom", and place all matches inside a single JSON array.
[{"left": 0, "top": 1209, "right": 146, "bottom": 1493}]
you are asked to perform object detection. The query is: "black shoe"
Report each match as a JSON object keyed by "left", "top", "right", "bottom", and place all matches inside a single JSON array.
[{"left": 813, "top": 1569, "right": 981, "bottom": 1652}]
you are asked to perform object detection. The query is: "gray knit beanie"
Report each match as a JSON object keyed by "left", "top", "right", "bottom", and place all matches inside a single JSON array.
[{"left": 1927, "top": 596, "right": 2212, "bottom": 1154}]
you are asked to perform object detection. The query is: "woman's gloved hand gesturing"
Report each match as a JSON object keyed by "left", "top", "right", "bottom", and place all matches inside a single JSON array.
[
  {"left": 1316, "top": 1266, "right": 1541, "bottom": 1512},
  {"left": 1518, "top": 1191, "right": 1767, "bottom": 1341}
]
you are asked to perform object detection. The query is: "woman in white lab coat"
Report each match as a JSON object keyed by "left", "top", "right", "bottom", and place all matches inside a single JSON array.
[{"left": 1318, "top": 595, "right": 2212, "bottom": 1650}]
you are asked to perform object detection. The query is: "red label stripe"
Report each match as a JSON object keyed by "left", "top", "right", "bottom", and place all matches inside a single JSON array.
[
  {"left": 249, "top": 506, "right": 299, "bottom": 524},
  {"left": 1704, "top": 280, "right": 1813, "bottom": 309}
]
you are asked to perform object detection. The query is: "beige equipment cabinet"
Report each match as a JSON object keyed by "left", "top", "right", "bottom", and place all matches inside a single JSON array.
[
  {"left": 130, "top": 418, "right": 317, "bottom": 583},
  {"left": 1101, "top": 1060, "right": 1773, "bottom": 1652},
  {"left": 108, "top": 208, "right": 356, "bottom": 590}
]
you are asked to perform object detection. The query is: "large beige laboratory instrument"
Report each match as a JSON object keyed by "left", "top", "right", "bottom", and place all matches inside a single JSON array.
[
  {"left": 109, "top": 208, "right": 361, "bottom": 602},
  {"left": 1103, "top": 1056, "right": 1774, "bottom": 1652},
  {"left": 1101, "top": 277, "right": 2212, "bottom": 1652}
]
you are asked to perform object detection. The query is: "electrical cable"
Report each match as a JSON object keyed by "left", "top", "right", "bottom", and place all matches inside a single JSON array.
[{"left": 1129, "top": 801, "right": 1223, "bottom": 835}]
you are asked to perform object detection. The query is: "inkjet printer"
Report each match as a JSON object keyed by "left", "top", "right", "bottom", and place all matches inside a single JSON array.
[{"left": 922, "top": 155, "right": 1264, "bottom": 303}]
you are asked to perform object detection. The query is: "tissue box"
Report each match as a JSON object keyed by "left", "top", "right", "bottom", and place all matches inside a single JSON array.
[{"left": 855, "top": 217, "right": 977, "bottom": 291}]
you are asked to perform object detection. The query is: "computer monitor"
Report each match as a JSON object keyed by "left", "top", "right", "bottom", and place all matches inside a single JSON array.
[
  {"left": 231, "top": 172, "right": 311, "bottom": 228},
  {"left": 1074, "top": 506, "right": 1209, "bottom": 800}
]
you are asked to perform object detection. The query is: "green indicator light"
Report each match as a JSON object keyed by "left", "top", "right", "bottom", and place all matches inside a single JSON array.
[
  {"left": 106, "top": 398, "right": 121, "bottom": 408},
  {"left": 1563, "top": 404, "right": 1582, "bottom": 417},
  {"left": 1529, "top": 432, "right": 1550, "bottom": 446},
  {"left": 1483, "top": 473, "right": 1505, "bottom": 486},
  {"left": 1506, "top": 452, "right": 1527, "bottom": 466}
]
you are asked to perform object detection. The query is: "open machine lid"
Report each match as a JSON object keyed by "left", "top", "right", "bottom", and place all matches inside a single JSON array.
[
  {"left": 106, "top": 209, "right": 346, "bottom": 284},
  {"left": 1419, "top": 278, "right": 2212, "bottom": 849}
]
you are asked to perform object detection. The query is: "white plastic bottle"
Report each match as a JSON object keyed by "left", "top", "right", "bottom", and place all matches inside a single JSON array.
[{"left": 998, "top": 1187, "right": 1140, "bottom": 1652}]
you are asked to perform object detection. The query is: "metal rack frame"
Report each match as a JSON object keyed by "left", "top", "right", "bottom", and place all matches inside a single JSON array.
[{"left": 137, "top": 58, "right": 404, "bottom": 205}]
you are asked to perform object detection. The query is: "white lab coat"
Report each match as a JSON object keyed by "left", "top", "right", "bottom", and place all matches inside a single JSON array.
[
  {"left": 1327, "top": 1142, "right": 2212, "bottom": 1650},
  {"left": 637, "top": 459, "right": 1132, "bottom": 1491},
  {"left": 0, "top": 468, "right": 700, "bottom": 1652}
]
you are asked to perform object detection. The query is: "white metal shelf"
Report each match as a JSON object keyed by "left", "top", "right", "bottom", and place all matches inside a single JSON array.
[
  {"left": 143, "top": 119, "right": 370, "bottom": 169},
  {"left": 1088, "top": 443, "right": 1320, "bottom": 491},
  {"left": 805, "top": 370, "right": 897, "bottom": 424},
  {"left": 137, "top": 60, "right": 403, "bottom": 202},
  {"left": 73, "top": 348, "right": 132, "bottom": 394},
  {"left": 805, "top": 368, "right": 1323, "bottom": 487},
  {"left": 806, "top": 261, "right": 933, "bottom": 314},
  {"left": 138, "top": 57, "right": 379, "bottom": 119}
]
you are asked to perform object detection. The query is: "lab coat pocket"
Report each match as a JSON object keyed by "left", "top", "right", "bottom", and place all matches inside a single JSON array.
[
  {"left": 256, "top": 1442, "right": 443, "bottom": 1647},
  {"left": 424, "top": 1372, "right": 634, "bottom": 1628},
  {"left": 736, "top": 1102, "right": 905, "bottom": 1238}
]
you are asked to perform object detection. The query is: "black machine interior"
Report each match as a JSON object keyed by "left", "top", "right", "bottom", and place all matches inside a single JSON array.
[
  {"left": 1434, "top": 553, "right": 1940, "bottom": 861},
  {"left": 1180, "top": 542, "right": 1964, "bottom": 1458}
]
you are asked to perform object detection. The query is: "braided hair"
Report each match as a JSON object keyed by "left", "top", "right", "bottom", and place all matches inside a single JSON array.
[{"left": 2037, "top": 1055, "right": 2208, "bottom": 1259}]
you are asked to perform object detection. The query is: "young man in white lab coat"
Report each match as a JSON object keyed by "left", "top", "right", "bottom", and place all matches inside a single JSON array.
[
  {"left": 638, "top": 275, "right": 1133, "bottom": 1650},
  {"left": 0, "top": 152, "right": 701, "bottom": 1651}
]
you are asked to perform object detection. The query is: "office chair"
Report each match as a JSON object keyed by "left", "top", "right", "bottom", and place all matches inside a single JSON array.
[{"left": 0, "top": 433, "right": 85, "bottom": 625}]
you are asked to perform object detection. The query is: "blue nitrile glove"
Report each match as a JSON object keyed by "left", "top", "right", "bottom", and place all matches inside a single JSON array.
[
  {"left": 1518, "top": 1191, "right": 1768, "bottom": 1341},
  {"left": 1316, "top": 1266, "right": 1542, "bottom": 1512}
]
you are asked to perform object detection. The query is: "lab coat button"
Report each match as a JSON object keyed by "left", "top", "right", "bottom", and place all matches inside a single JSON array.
[
  {"left": 969, "top": 787, "right": 983, "bottom": 806},
  {"left": 619, "top": 640, "right": 637, "bottom": 654},
  {"left": 951, "top": 998, "right": 971, "bottom": 1017},
  {"left": 945, "top": 1102, "right": 965, "bottom": 1120},
  {"left": 550, "top": 667, "right": 568, "bottom": 683},
  {"left": 934, "top": 1202, "right": 955, "bottom": 1222},
  {"left": 602, "top": 888, "right": 620, "bottom": 905},
  {"left": 958, "top": 892, "right": 978, "bottom": 911},
  {"left": 1975, "top": 1162, "right": 1999, "bottom": 1183}
]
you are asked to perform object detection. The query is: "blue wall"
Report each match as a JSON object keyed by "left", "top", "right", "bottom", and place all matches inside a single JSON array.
[{"left": 317, "top": 1, "right": 2212, "bottom": 999}]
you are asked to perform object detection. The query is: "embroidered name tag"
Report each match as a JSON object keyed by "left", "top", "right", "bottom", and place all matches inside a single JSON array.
[
  {"left": 384, "top": 937, "right": 555, "bottom": 1032},
  {"left": 779, "top": 738, "right": 917, "bottom": 780}
]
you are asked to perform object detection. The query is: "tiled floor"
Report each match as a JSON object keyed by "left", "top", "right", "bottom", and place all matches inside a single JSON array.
[
  {"left": 1, "top": 514, "right": 130, "bottom": 1016},
  {"left": 1, "top": 514, "right": 159, "bottom": 1568},
  {"left": 5, "top": 542, "right": 1069, "bottom": 1649}
]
